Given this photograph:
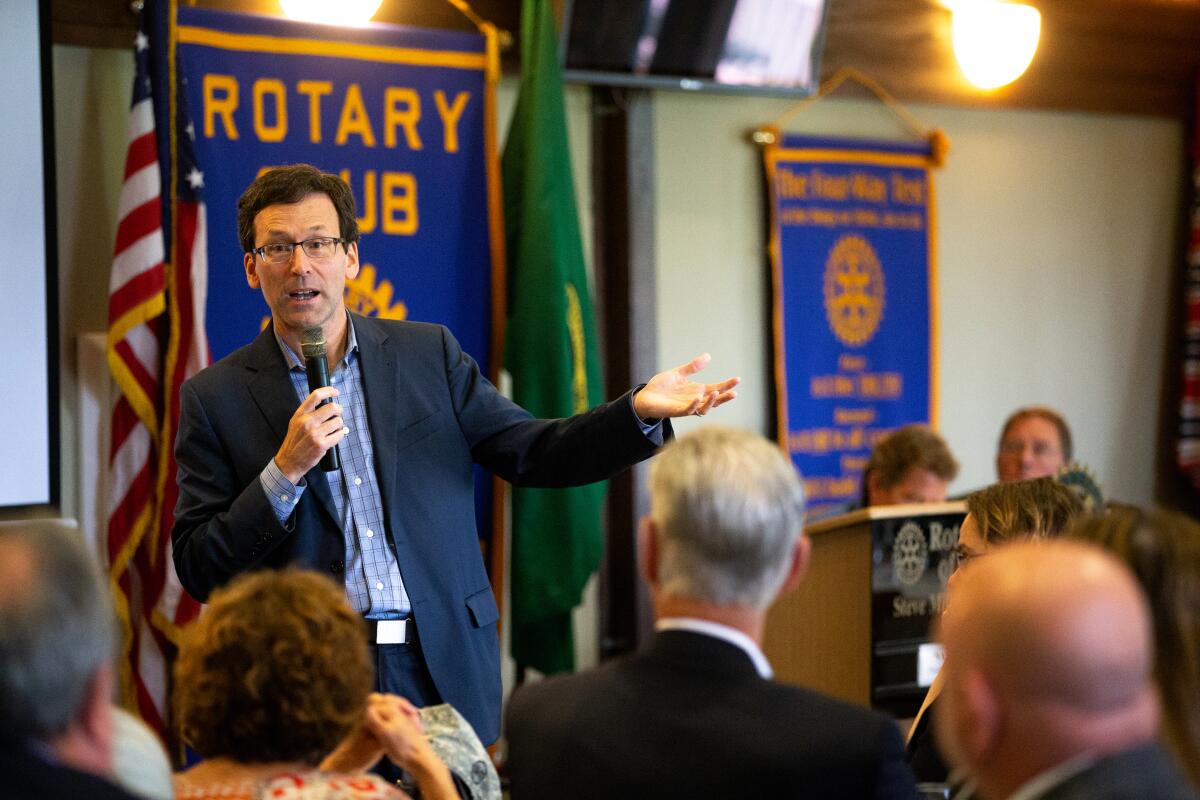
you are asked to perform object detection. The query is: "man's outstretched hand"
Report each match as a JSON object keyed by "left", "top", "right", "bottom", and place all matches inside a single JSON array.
[{"left": 633, "top": 353, "right": 739, "bottom": 421}]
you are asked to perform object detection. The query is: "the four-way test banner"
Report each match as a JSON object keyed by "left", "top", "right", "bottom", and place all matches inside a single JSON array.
[{"left": 764, "top": 133, "right": 939, "bottom": 517}]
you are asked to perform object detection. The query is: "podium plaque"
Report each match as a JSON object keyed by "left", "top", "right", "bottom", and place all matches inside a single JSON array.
[{"left": 763, "top": 502, "right": 965, "bottom": 718}]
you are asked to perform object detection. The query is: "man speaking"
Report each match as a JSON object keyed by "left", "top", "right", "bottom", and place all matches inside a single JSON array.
[{"left": 171, "top": 164, "right": 737, "bottom": 744}]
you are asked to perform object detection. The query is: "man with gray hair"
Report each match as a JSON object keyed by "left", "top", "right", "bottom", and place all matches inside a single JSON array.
[
  {"left": 0, "top": 523, "right": 139, "bottom": 799},
  {"left": 505, "top": 426, "right": 919, "bottom": 799}
]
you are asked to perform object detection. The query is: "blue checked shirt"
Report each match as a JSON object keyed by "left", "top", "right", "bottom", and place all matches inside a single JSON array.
[{"left": 259, "top": 318, "right": 408, "bottom": 619}]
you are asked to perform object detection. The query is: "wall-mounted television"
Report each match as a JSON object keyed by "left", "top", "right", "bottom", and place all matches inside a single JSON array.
[{"left": 561, "top": 0, "right": 829, "bottom": 97}]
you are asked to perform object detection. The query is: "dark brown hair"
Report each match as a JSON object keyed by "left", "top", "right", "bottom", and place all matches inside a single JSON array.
[
  {"left": 998, "top": 406, "right": 1073, "bottom": 461},
  {"left": 863, "top": 424, "right": 959, "bottom": 502},
  {"left": 236, "top": 164, "right": 359, "bottom": 254},
  {"left": 965, "top": 477, "right": 1083, "bottom": 545},
  {"left": 1070, "top": 506, "right": 1200, "bottom": 786},
  {"left": 174, "top": 568, "right": 372, "bottom": 764}
]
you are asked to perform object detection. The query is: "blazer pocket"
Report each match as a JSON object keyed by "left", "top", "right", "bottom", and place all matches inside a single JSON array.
[
  {"left": 395, "top": 409, "right": 445, "bottom": 452},
  {"left": 465, "top": 586, "right": 499, "bottom": 628}
]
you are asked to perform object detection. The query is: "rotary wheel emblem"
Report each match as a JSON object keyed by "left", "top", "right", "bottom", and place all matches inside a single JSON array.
[
  {"left": 824, "top": 234, "right": 885, "bottom": 346},
  {"left": 893, "top": 522, "right": 929, "bottom": 588}
]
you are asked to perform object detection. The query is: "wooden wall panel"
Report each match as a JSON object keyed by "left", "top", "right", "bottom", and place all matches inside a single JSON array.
[
  {"left": 53, "top": 0, "right": 140, "bottom": 49},
  {"left": 51, "top": 0, "right": 1200, "bottom": 113},
  {"left": 819, "top": 0, "right": 1200, "bottom": 118},
  {"left": 52, "top": 0, "right": 519, "bottom": 58}
]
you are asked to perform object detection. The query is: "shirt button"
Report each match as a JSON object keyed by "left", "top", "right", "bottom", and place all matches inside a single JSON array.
[
  {"left": 376, "top": 581, "right": 384, "bottom": 591},
  {"left": 366, "top": 529, "right": 374, "bottom": 538},
  {"left": 279, "top": 494, "right": 289, "bottom": 503},
  {"left": 354, "top": 477, "right": 362, "bottom": 486}
]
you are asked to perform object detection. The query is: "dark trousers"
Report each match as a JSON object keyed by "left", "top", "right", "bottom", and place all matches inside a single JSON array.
[
  {"left": 370, "top": 637, "right": 443, "bottom": 787},
  {"left": 372, "top": 639, "right": 442, "bottom": 706}
]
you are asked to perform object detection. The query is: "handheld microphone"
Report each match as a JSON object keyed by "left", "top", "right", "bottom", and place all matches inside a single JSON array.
[{"left": 300, "top": 327, "right": 340, "bottom": 472}]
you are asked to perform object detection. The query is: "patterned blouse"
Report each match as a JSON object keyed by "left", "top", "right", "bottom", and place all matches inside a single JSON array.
[{"left": 175, "top": 769, "right": 410, "bottom": 800}]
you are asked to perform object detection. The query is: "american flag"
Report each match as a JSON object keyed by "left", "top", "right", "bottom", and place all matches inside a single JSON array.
[{"left": 105, "top": 0, "right": 207, "bottom": 738}]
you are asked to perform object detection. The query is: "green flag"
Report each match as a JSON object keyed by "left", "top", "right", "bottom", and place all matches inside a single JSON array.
[{"left": 502, "top": 0, "right": 605, "bottom": 674}]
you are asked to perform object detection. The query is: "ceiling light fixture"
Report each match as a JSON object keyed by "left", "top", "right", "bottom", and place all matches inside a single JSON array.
[
  {"left": 950, "top": 0, "right": 1041, "bottom": 90},
  {"left": 279, "top": 0, "right": 384, "bottom": 27}
]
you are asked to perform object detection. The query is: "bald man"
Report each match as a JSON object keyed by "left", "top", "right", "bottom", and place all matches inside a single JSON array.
[{"left": 934, "top": 540, "right": 1197, "bottom": 800}]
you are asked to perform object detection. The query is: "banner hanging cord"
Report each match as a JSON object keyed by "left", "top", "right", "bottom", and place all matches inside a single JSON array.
[
  {"left": 753, "top": 67, "right": 950, "bottom": 167},
  {"left": 443, "top": 0, "right": 513, "bottom": 49}
]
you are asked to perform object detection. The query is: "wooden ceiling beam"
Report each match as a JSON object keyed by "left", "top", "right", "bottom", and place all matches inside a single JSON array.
[
  {"left": 53, "top": 0, "right": 1200, "bottom": 118},
  {"left": 819, "top": 0, "right": 1200, "bottom": 117}
]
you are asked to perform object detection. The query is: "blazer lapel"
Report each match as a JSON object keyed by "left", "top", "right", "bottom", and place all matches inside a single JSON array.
[
  {"left": 244, "top": 325, "right": 339, "bottom": 526},
  {"left": 353, "top": 314, "right": 399, "bottom": 512}
]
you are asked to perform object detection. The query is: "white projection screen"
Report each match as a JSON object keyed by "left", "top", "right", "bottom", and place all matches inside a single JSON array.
[{"left": 0, "top": 0, "right": 57, "bottom": 509}]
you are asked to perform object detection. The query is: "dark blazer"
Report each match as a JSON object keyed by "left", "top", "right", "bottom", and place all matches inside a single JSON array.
[
  {"left": 905, "top": 695, "right": 949, "bottom": 783},
  {"left": 172, "top": 315, "right": 665, "bottom": 743},
  {"left": 504, "top": 630, "right": 920, "bottom": 800},
  {"left": 1034, "top": 742, "right": 1198, "bottom": 800},
  {"left": 1, "top": 746, "right": 140, "bottom": 800}
]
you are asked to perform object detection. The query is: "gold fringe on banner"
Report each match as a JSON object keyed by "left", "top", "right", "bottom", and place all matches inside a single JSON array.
[
  {"left": 443, "top": 0, "right": 513, "bottom": 53},
  {"left": 752, "top": 67, "right": 950, "bottom": 168}
]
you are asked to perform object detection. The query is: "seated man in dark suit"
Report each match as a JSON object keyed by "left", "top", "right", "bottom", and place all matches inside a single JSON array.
[
  {"left": 0, "top": 522, "right": 140, "bottom": 800},
  {"left": 505, "top": 426, "right": 919, "bottom": 799},
  {"left": 935, "top": 540, "right": 1198, "bottom": 800}
]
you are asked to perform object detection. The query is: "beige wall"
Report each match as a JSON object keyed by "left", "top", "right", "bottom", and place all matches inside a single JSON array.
[
  {"left": 51, "top": 45, "right": 135, "bottom": 523},
  {"left": 652, "top": 91, "right": 1182, "bottom": 504}
]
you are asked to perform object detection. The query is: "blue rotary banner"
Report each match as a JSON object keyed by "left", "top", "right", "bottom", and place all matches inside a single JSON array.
[
  {"left": 174, "top": 7, "right": 502, "bottom": 537},
  {"left": 176, "top": 6, "right": 501, "bottom": 368},
  {"left": 765, "top": 134, "right": 938, "bottom": 516}
]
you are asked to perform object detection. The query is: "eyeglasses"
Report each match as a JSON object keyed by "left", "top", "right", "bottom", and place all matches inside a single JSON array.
[
  {"left": 252, "top": 237, "right": 345, "bottom": 264},
  {"left": 999, "top": 439, "right": 1059, "bottom": 458}
]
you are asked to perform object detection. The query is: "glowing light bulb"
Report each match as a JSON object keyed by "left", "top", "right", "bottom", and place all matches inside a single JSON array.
[
  {"left": 951, "top": 1, "right": 1041, "bottom": 90},
  {"left": 279, "top": 0, "right": 383, "bottom": 26}
]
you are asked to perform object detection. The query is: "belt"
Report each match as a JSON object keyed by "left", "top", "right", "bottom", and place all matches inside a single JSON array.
[{"left": 364, "top": 618, "right": 416, "bottom": 645}]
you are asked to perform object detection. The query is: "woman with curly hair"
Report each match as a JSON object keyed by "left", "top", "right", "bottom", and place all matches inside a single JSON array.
[
  {"left": 1070, "top": 505, "right": 1200, "bottom": 787},
  {"left": 173, "top": 568, "right": 456, "bottom": 800}
]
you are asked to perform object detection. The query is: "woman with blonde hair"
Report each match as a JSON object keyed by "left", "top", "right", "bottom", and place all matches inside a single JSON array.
[
  {"left": 1070, "top": 505, "right": 1200, "bottom": 787},
  {"left": 906, "top": 477, "right": 1084, "bottom": 785},
  {"left": 173, "top": 568, "right": 456, "bottom": 800},
  {"left": 950, "top": 476, "right": 1083, "bottom": 570}
]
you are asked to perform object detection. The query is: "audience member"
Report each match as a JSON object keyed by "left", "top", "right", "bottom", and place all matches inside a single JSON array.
[
  {"left": 1070, "top": 506, "right": 1200, "bottom": 787},
  {"left": 996, "top": 406, "right": 1072, "bottom": 482},
  {"left": 935, "top": 540, "right": 1197, "bottom": 799},
  {"left": 505, "top": 426, "right": 919, "bottom": 799},
  {"left": 0, "top": 521, "right": 140, "bottom": 800},
  {"left": 906, "top": 477, "right": 1083, "bottom": 783},
  {"left": 173, "top": 568, "right": 456, "bottom": 800},
  {"left": 419, "top": 703, "right": 501, "bottom": 800},
  {"left": 954, "top": 477, "right": 1083, "bottom": 568},
  {"left": 863, "top": 424, "right": 959, "bottom": 506}
]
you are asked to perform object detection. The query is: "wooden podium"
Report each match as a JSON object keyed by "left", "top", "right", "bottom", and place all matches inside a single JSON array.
[{"left": 763, "top": 502, "right": 965, "bottom": 717}]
